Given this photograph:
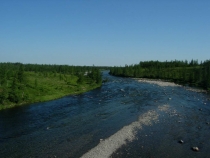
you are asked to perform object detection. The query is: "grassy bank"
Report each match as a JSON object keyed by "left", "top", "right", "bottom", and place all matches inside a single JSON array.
[{"left": 0, "top": 71, "right": 101, "bottom": 110}]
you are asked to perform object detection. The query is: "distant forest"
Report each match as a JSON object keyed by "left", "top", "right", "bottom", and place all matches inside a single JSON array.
[
  {"left": 0, "top": 63, "right": 103, "bottom": 109},
  {"left": 110, "top": 60, "right": 210, "bottom": 90}
]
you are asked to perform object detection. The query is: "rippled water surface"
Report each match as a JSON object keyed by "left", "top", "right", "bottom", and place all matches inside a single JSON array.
[{"left": 0, "top": 71, "right": 210, "bottom": 158}]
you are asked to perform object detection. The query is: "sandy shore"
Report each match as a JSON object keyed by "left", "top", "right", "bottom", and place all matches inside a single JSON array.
[
  {"left": 135, "top": 78, "right": 207, "bottom": 93},
  {"left": 81, "top": 105, "right": 170, "bottom": 158},
  {"left": 134, "top": 78, "right": 180, "bottom": 87}
]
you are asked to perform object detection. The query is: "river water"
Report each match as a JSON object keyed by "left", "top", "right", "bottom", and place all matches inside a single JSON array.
[{"left": 0, "top": 71, "right": 210, "bottom": 158}]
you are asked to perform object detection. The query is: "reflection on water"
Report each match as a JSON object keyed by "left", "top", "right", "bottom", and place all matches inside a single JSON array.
[{"left": 0, "top": 71, "right": 210, "bottom": 158}]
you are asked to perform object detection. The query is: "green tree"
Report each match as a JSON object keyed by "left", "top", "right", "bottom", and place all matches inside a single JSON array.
[
  {"left": 17, "top": 64, "right": 25, "bottom": 83},
  {"left": 96, "top": 70, "right": 102, "bottom": 84},
  {"left": 77, "top": 74, "right": 84, "bottom": 84},
  {"left": 35, "top": 78, "right": 38, "bottom": 88},
  {"left": 8, "top": 76, "right": 21, "bottom": 103},
  {"left": 0, "top": 87, "right": 8, "bottom": 104}
]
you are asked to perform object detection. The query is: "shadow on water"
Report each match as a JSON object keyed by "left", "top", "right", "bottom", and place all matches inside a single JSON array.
[{"left": 0, "top": 71, "right": 210, "bottom": 157}]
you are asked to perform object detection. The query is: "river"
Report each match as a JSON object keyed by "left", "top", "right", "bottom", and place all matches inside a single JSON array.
[{"left": 0, "top": 71, "right": 210, "bottom": 158}]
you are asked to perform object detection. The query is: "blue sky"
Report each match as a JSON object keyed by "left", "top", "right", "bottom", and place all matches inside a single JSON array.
[{"left": 0, "top": 0, "right": 209, "bottom": 66}]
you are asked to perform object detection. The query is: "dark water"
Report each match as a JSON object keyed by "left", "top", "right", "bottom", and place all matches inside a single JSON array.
[{"left": 0, "top": 71, "right": 210, "bottom": 158}]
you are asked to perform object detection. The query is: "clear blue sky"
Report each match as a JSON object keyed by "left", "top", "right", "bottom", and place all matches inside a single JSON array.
[{"left": 0, "top": 0, "right": 209, "bottom": 66}]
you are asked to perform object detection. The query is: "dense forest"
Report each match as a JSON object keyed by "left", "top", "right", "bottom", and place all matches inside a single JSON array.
[
  {"left": 0, "top": 63, "right": 103, "bottom": 109},
  {"left": 110, "top": 60, "right": 210, "bottom": 90}
]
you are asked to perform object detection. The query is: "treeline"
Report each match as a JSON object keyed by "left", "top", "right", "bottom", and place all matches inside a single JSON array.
[
  {"left": 0, "top": 62, "right": 102, "bottom": 107},
  {"left": 110, "top": 60, "right": 210, "bottom": 90}
]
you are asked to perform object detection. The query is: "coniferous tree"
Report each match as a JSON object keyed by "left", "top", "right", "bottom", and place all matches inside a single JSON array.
[
  {"left": 8, "top": 77, "right": 20, "bottom": 103},
  {"left": 17, "top": 64, "right": 25, "bottom": 83},
  {"left": 35, "top": 78, "right": 38, "bottom": 88},
  {"left": 109, "top": 59, "right": 210, "bottom": 90},
  {"left": 77, "top": 74, "right": 84, "bottom": 84},
  {"left": 0, "top": 87, "right": 8, "bottom": 104}
]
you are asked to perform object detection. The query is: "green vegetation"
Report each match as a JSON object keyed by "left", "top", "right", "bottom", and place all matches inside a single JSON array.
[
  {"left": 0, "top": 63, "right": 102, "bottom": 110},
  {"left": 110, "top": 59, "right": 210, "bottom": 91}
]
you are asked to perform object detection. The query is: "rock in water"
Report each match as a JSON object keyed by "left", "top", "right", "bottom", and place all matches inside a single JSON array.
[
  {"left": 179, "top": 140, "right": 184, "bottom": 144},
  {"left": 192, "top": 147, "right": 199, "bottom": 151}
]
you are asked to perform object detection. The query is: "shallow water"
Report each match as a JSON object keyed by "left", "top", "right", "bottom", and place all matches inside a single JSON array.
[{"left": 0, "top": 71, "right": 210, "bottom": 158}]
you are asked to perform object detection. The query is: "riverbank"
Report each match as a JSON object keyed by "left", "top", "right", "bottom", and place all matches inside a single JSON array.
[
  {"left": 0, "top": 84, "right": 101, "bottom": 110},
  {"left": 135, "top": 78, "right": 180, "bottom": 87},
  {"left": 134, "top": 78, "right": 207, "bottom": 93},
  {"left": 0, "top": 71, "right": 102, "bottom": 110}
]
